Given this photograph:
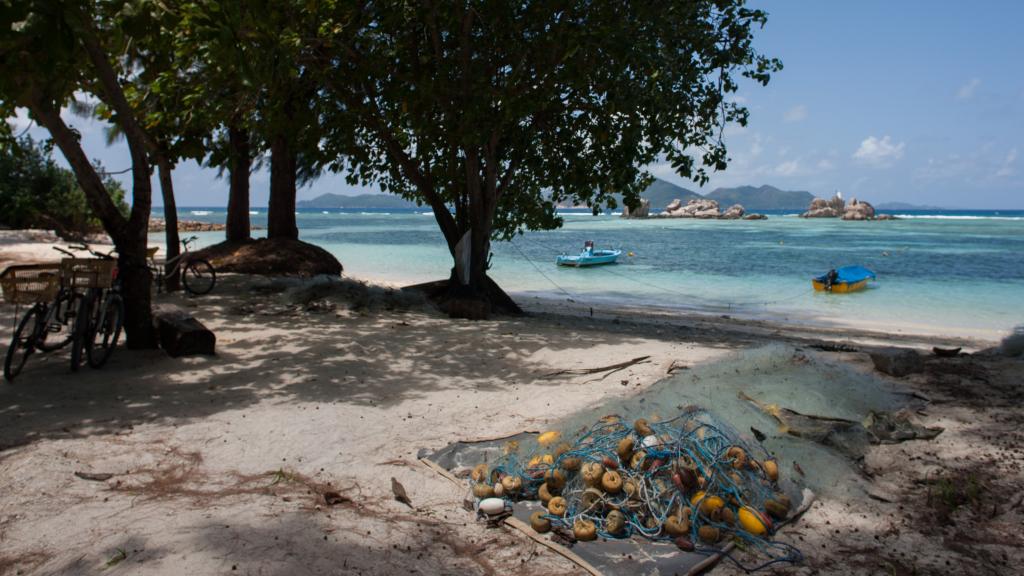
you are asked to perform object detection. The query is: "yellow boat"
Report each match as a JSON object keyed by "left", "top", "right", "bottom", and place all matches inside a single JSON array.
[{"left": 812, "top": 266, "right": 876, "bottom": 293}]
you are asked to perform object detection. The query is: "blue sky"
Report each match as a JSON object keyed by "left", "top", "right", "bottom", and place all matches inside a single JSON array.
[{"left": 6, "top": 1, "right": 1023, "bottom": 208}]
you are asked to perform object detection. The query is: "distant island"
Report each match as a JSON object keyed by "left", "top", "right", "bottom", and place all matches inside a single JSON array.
[
  {"left": 297, "top": 193, "right": 418, "bottom": 209},
  {"left": 299, "top": 179, "right": 815, "bottom": 211}
]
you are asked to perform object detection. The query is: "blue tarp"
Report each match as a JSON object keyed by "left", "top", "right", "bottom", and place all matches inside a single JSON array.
[{"left": 816, "top": 265, "right": 876, "bottom": 283}]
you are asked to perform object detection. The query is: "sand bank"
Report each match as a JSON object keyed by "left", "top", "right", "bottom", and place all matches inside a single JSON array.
[{"left": 0, "top": 235, "right": 1022, "bottom": 575}]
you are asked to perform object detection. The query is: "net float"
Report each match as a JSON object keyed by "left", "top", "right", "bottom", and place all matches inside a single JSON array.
[
  {"left": 721, "top": 507, "right": 736, "bottom": 526},
  {"left": 537, "top": 430, "right": 561, "bottom": 446},
  {"left": 663, "top": 513, "right": 690, "bottom": 536},
  {"left": 601, "top": 469, "right": 623, "bottom": 494},
  {"left": 738, "top": 505, "right": 772, "bottom": 536},
  {"left": 470, "top": 464, "right": 488, "bottom": 483},
  {"left": 763, "top": 459, "right": 779, "bottom": 482},
  {"left": 602, "top": 455, "right": 620, "bottom": 470},
  {"left": 530, "top": 510, "right": 551, "bottom": 533},
  {"left": 544, "top": 468, "right": 567, "bottom": 490},
  {"left": 581, "top": 461, "right": 605, "bottom": 487},
  {"left": 493, "top": 481, "right": 504, "bottom": 497},
  {"left": 574, "top": 518, "right": 598, "bottom": 541},
  {"left": 616, "top": 437, "right": 634, "bottom": 461},
  {"left": 547, "top": 496, "right": 568, "bottom": 516},
  {"left": 698, "top": 525, "right": 720, "bottom": 543},
  {"left": 630, "top": 451, "right": 646, "bottom": 469},
  {"left": 674, "top": 536, "right": 695, "bottom": 551},
  {"left": 726, "top": 446, "right": 747, "bottom": 469},
  {"left": 691, "top": 491, "right": 725, "bottom": 516},
  {"left": 479, "top": 498, "right": 506, "bottom": 515},
  {"left": 501, "top": 475, "right": 522, "bottom": 495},
  {"left": 605, "top": 510, "right": 626, "bottom": 535},
  {"left": 580, "top": 488, "right": 604, "bottom": 513},
  {"left": 538, "top": 482, "right": 555, "bottom": 504},
  {"left": 634, "top": 418, "right": 653, "bottom": 436},
  {"left": 472, "top": 483, "right": 494, "bottom": 499}
]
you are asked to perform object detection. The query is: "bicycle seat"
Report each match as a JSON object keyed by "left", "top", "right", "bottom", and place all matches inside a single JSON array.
[{"left": 146, "top": 246, "right": 160, "bottom": 258}]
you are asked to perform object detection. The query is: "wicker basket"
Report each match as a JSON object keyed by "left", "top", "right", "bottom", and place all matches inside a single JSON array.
[
  {"left": 60, "top": 258, "right": 116, "bottom": 290},
  {"left": 0, "top": 264, "right": 62, "bottom": 304}
]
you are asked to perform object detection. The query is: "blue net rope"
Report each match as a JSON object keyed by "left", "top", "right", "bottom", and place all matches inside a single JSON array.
[{"left": 472, "top": 407, "right": 804, "bottom": 571}]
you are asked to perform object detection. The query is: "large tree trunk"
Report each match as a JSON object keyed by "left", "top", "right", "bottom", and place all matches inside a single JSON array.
[
  {"left": 32, "top": 16, "right": 159, "bottom": 348},
  {"left": 268, "top": 132, "right": 298, "bottom": 240},
  {"left": 30, "top": 99, "right": 156, "bottom": 348},
  {"left": 156, "top": 156, "right": 181, "bottom": 291},
  {"left": 226, "top": 125, "right": 251, "bottom": 242}
]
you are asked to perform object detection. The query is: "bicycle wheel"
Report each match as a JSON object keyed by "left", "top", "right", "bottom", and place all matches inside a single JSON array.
[
  {"left": 182, "top": 259, "right": 216, "bottom": 295},
  {"left": 70, "top": 291, "right": 95, "bottom": 372},
  {"left": 36, "top": 290, "right": 74, "bottom": 352},
  {"left": 4, "top": 304, "right": 45, "bottom": 382},
  {"left": 87, "top": 293, "right": 123, "bottom": 368}
]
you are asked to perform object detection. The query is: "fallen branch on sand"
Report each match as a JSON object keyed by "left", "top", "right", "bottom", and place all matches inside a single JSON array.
[{"left": 542, "top": 355, "right": 651, "bottom": 380}]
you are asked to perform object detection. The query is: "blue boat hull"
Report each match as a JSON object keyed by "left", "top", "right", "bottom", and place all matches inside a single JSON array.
[{"left": 556, "top": 249, "right": 622, "bottom": 267}]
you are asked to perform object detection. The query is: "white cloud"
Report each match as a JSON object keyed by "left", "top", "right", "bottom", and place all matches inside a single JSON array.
[
  {"left": 774, "top": 160, "right": 799, "bottom": 176},
  {"left": 956, "top": 78, "right": 981, "bottom": 101},
  {"left": 995, "top": 147, "right": 1017, "bottom": 177},
  {"left": 783, "top": 105, "right": 807, "bottom": 123},
  {"left": 816, "top": 158, "right": 835, "bottom": 171},
  {"left": 853, "top": 136, "right": 905, "bottom": 166}
]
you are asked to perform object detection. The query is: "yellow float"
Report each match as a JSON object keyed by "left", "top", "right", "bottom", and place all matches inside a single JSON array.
[
  {"left": 538, "top": 430, "right": 561, "bottom": 446},
  {"left": 738, "top": 506, "right": 772, "bottom": 536}
]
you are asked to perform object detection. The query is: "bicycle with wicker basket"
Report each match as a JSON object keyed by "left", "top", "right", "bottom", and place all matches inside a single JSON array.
[{"left": 2, "top": 247, "right": 116, "bottom": 381}]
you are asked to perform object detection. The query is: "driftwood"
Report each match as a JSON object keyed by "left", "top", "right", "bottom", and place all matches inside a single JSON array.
[
  {"left": 542, "top": 356, "right": 651, "bottom": 380},
  {"left": 74, "top": 471, "right": 114, "bottom": 482},
  {"left": 155, "top": 304, "right": 216, "bottom": 357}
]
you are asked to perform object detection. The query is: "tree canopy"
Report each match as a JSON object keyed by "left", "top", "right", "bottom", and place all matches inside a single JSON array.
[{"left": 308, "top": 1, "right": 780, "bottom": 304}]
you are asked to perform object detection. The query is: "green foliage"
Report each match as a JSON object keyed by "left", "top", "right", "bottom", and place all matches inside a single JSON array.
[
  {"left": 311, "top": 1, "right": 781, "bottom": 241},
  {"left": 0, "top": 136, "right": 128, "bottom": 238}
]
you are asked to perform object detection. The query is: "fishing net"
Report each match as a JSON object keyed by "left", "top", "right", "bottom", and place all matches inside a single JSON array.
[{"left": 457, "top": 407, "right": 804, "bottom": 573}]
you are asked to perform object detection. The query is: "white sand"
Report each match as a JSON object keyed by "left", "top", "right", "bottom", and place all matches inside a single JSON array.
[{"left": 1, "top": 235, "right": 1021, "bottom": 575}]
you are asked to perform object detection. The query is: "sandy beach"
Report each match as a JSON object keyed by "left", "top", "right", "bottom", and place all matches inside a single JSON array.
[{"left": 1, "top": 231, "right": 1022, "bottom": 575}]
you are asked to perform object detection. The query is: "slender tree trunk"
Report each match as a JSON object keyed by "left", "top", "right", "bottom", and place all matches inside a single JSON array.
[
  {"left": 156, "top": 156, "right": 181, "bottom": 291},
  {"left": 268, "top": 132, "right": 298, "bottom": 240},
  {"left": 226, "top": 125, "right": 251, "bottom": 242}
]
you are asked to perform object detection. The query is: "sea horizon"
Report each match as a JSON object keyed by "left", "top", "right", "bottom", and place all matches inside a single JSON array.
[{"left": 153, "top": 207, "right": 1024, "bottom": 342}]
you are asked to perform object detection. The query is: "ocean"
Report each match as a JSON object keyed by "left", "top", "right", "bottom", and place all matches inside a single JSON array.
[{"left": 162, "top": 207, "right": 1024, "bottom": 341}]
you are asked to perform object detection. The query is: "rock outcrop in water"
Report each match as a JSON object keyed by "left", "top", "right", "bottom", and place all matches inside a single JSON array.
[
  {"left": 801, "top": 193, "right": 846, "bottom": 218},
  {"left": 661, "top": 198, "right": 720, "bottom": 218},
  {"left": 621, "top": 198, "right": 651, "bottom": 219},
  {"left": 842, "top": 198, "right": 876, "bottom": 220},
  {"left": 721, "top": 204, "right": 745, "bottom": 219}
]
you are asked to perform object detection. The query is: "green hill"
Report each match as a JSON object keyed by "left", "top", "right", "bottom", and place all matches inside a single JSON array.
[
  {"left": 297, "top": 193, "right": 417, "bottom": 209},
  {"left": 634, "top": 178, "right": 703, "bottom": 208},
  {"left": 705, "top": 185, "right": 814, "bottom": 210}
]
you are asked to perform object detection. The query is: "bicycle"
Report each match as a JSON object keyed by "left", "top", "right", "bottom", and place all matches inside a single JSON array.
[
  {"left": 73, "top": 243, "right": 124, "bottom": 368},
  {"left": 149, "top": 235, "right": 216, "bottom": 296},
  {"left": 2, "top": 247, "right": 111, "bottom": 380}
]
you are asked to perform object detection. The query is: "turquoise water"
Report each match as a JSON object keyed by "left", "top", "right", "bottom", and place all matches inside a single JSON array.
[{"left": 163, "top": 208, "right": 1024, "bottom": 340}]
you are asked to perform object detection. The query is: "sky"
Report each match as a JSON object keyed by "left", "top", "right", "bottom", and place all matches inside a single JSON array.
[{"left": 6, "top": 1, "right": 1023, "bottom": 209}]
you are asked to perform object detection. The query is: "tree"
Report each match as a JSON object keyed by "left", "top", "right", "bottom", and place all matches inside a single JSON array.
[
  {"left": 1, "top": 2, "right": 158, "bottom": 347},
  {"left": 169, "top": 0, "right": 325, "bottom": 242},
  {"left": 311, "top": 1, "right": 779, "bottom": 315},
  {"left": 0, "top": 135, "right": 129, "bottom": 238}
]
